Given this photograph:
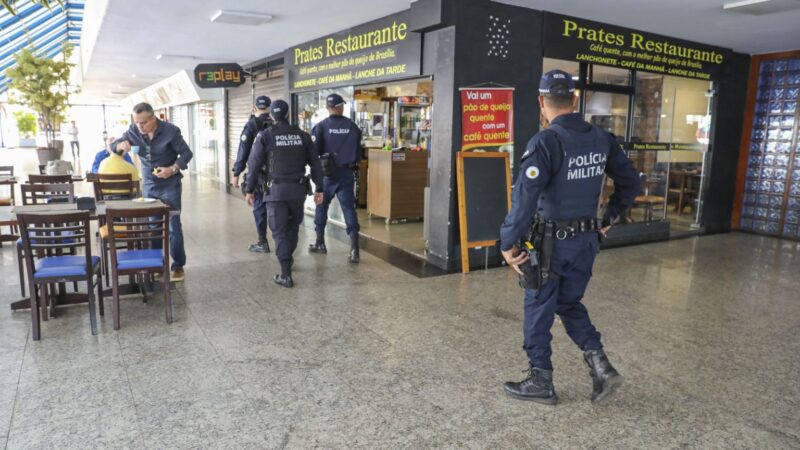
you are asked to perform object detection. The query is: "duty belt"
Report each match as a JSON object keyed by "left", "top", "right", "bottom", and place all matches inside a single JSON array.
[
  {"left": 267, "top": 176, "right": 306, "bottom": 187},
  {"left": 535, "top": 218, "right": 600, "bottom": 240}
]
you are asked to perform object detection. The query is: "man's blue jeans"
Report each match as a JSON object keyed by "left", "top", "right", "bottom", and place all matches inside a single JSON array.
[{"left": 143, "top": 181, "right": 186, "bottom": 269}]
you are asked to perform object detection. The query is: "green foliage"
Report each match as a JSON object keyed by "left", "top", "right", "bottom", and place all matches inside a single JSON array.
[
  {"left": 12, "top": 111, "right": 37, "bottom": 138},
  {"left": 4, "top": 43, "right": 73, "bottom": 149},
  {"left": 1, "top": 0, "right": 61, "bottom": 15}
]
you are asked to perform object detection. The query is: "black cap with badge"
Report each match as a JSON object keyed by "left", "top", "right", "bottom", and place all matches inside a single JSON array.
[
  {"left": 270, "top": 99, "right": 289, "bottom": 120},
  {"left": 539, "top": 69, "right": 576, "bottom": 95},
  {"left": 255, "top": 95, "right": 271, "bottom": 109},
  {"left": 326, "top": 93, "right": 346, "bottom": 108}
]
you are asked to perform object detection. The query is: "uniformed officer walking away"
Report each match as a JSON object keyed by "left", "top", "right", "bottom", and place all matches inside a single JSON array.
[
  {"left": 499, "top": 70, "right": 640, "bottom": 405},
  {"left": 113, "top": 102, "right": 193, "bottom": 282},
  {"left": 245, "top": 100, "right": 324, "bottom": 288},
  {"left": 308, "top": 93, "right": 363, "bottom": 263},
  {"left": 233, "top": 95, "right": 274, "bottom": 253}
]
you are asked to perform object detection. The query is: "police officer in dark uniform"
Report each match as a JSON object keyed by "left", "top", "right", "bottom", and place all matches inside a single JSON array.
[
  {"left": 308, "top": 93, "right": 363, "bottom": 263},
  {"left": 233, "top": 95, "right": 273, "bottom": 253},
  {"left": 245, "top": 100, "right": 324, "bottom": 288},
  {"left": 500, "top": 70, "right": 640, "bottom": 405}
]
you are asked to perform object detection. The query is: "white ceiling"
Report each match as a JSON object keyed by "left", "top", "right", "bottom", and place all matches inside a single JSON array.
[{"left": 79, "top": 0, "right": 800, "bottom": 104}]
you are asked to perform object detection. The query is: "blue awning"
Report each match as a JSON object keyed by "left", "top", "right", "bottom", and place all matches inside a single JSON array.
[{"left": 0, "top": 0, "right": 84, "bottom": 94}]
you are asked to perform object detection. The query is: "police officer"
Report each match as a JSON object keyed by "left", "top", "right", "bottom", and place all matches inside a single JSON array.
[
  {"left": 499, "top": 70, "right": 640, "bottom": 405},
  {"left": 308, "top": 93, "right": 363, "bottom": 263},
  {"left": 245, "top": 100, "right": 324, "bottom": 288},
  {"left": 233, "top": 95, "right": 273, "bottom": 253}
]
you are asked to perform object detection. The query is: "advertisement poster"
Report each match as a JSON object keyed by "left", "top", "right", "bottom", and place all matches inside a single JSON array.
[{"left": 460, "top": 87, "right": 514, "bottom": 151}]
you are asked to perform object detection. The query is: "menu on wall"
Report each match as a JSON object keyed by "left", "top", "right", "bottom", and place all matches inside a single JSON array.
[
  {"left": 460, "top": 87, "right": 514, "bottom": 151},
  {"left": 286, "top": 11, "right": 422, "bottom": 92},
  {"left": 543, "top": 13, "right": 732, "bottom": 81}
]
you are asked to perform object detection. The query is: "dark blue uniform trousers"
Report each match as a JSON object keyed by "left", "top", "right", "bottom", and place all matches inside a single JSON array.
[
  {"left": 523, "top": 231, "right": 603, "bottom": 370},
  {"left": 267, "top": 200, "right": 305, "bottom": 264},
  {"left": 143, "top": 181, "right": 186, "bottom": 269},
  {"left": 252, "top": 191, "right": 268, "bottom": 243},
  {"left": 314, "top": 169, "right": 360, "bottom": 236}
]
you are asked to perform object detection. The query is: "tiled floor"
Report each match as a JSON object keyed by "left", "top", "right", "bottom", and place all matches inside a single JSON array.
[{"left": 0, "top": 175, "right": 799, "bottom": 449}]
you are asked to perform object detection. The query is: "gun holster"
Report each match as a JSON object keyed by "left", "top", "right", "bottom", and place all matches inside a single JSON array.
[
  {"left": 320, "top": 154, "right": 335, "bottom": 177},
  {"left": 517, "top": 220, "right": 556, "bottom": 290}
]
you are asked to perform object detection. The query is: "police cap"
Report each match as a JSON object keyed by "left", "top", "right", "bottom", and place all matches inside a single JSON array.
[
  {"left": 539, "top": 69, "right": 575, "bottom": 95},
  {"left": 270, "top": 99, "right": 289, "bottom": 120},
  {"left": 326, "top": 93, "right": 345, "bottom": 108},
  {"left": 255, "top": 96, "right": 271, "bottom": 109}
]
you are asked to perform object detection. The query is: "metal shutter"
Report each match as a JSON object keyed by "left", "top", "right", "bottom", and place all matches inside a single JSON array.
[{"left": 225, "top": 68, "right": 285, "bottom": 188}]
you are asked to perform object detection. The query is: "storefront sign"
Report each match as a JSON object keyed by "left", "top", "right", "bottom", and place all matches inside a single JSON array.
[
  {"left": 286, "top": 11, "right": 421, "bottom": 92},
  {"left": 194, "top": 63, "right": 246, "bottom": 88},
  {"left": 627, "top": 142, "right": 706, "bottom": 151},
  {"left": 460, "top": 87, "right": 514, "bottom": 151},
  {"left": 543, "top": 13, "right": 732, "bottom": 81}
]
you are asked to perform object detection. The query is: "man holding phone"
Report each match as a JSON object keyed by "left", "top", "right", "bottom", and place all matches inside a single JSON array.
[{"left": 112, "top": 102, "right": 193, "bottom": 282}]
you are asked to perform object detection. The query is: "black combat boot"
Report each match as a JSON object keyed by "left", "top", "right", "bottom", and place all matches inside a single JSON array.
[
  {"left": 584, "top": 349, "right": 623, "bottom": 404},
  {"left": 248, "top": 240, "right": 270, "bottom": 253},
  {"left": 308, "top": 233, "right": 327, "bottom": 254},
  {"left": 273, "top": 261, "right": 293, "bottom": 288},
  {"left": 348, "top": 233, "right": 360, "bottom": 264},
  {"left": 503, "top": 366, "right": 557, "bottom": 405}
]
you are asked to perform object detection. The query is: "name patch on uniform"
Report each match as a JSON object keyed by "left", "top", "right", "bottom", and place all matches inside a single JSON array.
[
  {"left": 567, "top": 152, "right": 607, "bottom": 180},
  {"left": 276, "top": 134, "right": 303, "bottom": 146},
  {"left": 329, "top": 128, "right": 351, "bottom": 135},
  {"left": 525, "top": 166, "right": 540, "bottom": 180}
]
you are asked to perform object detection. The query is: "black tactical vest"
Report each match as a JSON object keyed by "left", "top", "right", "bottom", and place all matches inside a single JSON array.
[
  {"left": 537, "top": 123, "right": 609, "bottom": 220},
  {"left": 268, "top": 124, "right": 307, "bottom": 179}
]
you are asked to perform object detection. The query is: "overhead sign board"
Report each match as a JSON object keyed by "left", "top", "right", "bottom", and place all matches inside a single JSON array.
[
  {"left": 543, "top": 13, "right": 732, "bottom": 80},
  {"left": 286, "top": 11, "right": 422, "bottom": 92},
  {"left": 194, "top": 63, "right": 246, "bottom": 88}
]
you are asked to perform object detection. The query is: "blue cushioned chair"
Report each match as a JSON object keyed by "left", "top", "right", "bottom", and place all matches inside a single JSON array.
[
  {"left": 91, "top": 176, "right": 138, "bottom": 287},
  {"left": 17, "top": 210, "right": 102, "bottom": 341},
  {"left": 17, "top": 183, "right": 76, "bottom": 298},
  {"left": 106, "top": 206, "right": 172, "bottom": 330}
]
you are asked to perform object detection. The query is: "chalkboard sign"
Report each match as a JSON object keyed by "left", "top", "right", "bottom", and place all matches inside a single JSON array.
[{"left": 456, "top": 152, "right": 511, "bottom": 274}]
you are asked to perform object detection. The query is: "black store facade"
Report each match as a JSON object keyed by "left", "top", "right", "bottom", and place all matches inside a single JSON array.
[{"left": 279, "top": 0, "right": 749, "bottom": 272}]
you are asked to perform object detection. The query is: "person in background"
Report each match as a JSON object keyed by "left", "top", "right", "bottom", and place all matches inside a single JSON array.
[
  {"left": 98, "top": 137, "right": 140, "bottom": 184},
  {"left": 92, "top": 137, "right": 133, "bottom": 173},
  {"left": 67, "top": 120, "right": 80, "bottom": 167},
  {"left": 112, "top": 102, "right": 193, "bottom": 282},
  {"left": 232, "top": 95, "right": 273, "bottom": 253}
]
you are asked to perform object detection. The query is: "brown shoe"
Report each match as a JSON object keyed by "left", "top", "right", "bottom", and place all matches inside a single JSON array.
[{"left": 171, "top": 267, "right": 185, "bottom": 282}]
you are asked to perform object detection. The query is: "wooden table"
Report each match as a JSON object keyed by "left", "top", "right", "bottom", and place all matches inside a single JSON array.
[
  {"left": 0, "top": 206, "right": 19, "bottom": 245},
  {"left": 9, "top": 199, "right": 176, "bottom": 311}
]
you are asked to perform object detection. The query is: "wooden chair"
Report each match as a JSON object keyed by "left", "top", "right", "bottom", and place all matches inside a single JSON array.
[
  {"left": 106, "top": 206, "right": 172, "bottom": 330},
  {"left": 93, "top": 177, "right": 139, "bottom": 286},
  {"left": 38, "top": 165, "right": 46, "bottom": 175},
  {"left": 16, "top": 183, "right": 76, "bottom": 297},
  {"left": 0, "top": 166, "right": 15, "bottom": 206},
  {"left": 17, "top": 210, "right": 102, "bottom": 340},
  {"left": 28, "top": 174, "right": 73, "bottom": 184},
  {"left": 630, "top": 173, "right": 665, "bottom": 222}
]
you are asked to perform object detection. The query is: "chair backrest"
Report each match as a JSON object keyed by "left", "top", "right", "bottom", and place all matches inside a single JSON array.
[
  {"left": 85, "top": 172, "right": 99, "bottom": 183},
  {"left": 28, "top": 174, "right": 73, "bottom": 184},
  {"left": 17, "top": 210, "right": 92, "bottom": 278},
  {"left": 105, "top": 206, "right": 170, "bottom": 270},
  {"left": 93, "top": 179, "right": 141, "bottom": 201},
  {"left": 0, "top": 166, "right": 13, "bottom": 177},
  {"left": 21, "top": 183, "right": 75, "bottom": 205}
]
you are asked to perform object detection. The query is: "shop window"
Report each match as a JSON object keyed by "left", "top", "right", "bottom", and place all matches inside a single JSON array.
[
  {"left": 296, "top": 87, "right": 354, "bottom": 133},
  {"left": 589, "top": 65, "right": 630, "bottom": 86}
]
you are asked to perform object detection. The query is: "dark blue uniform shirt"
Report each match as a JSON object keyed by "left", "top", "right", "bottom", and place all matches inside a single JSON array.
[
  {"left": 499, "top": 113, "right": 640, "bottom": 251},
  {"left": 233, "top": 113, "right": 271, "bottom": 177},
  {"left": 311, "top": 115, "right": 363, "bottom": 166},
  {"left": 245, "top": 120, "right": 324, "bottom": 201},
  {"left": 112, "top": 119, "right": 193, "bottom": 186}
]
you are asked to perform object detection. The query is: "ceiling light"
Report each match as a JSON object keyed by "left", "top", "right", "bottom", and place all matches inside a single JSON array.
[
  {"left": 723, "top": 0, "right": 800, "bottom": 15},
  {"left": 210, "top": 10, "right": 273, "bottom": 26}
]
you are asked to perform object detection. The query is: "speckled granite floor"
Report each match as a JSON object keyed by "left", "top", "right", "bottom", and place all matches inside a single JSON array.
[{"left": 0, "top": 177, "right": 798, "bottom": 449}]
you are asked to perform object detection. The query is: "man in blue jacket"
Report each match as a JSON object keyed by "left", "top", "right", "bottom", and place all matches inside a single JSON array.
[
  {"left": 91, "top": 137, "right": 133, "bottom": 173},
  {"left": 112, "top": 103, "right": 193, "bottom": 281},
  {"left": 500, "top": 70, "right": 640, "bottom": 405}
]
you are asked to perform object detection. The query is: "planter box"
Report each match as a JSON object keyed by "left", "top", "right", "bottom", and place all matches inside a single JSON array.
[{"left": 36, "top": 147, "right": 63, "bottom": 165}]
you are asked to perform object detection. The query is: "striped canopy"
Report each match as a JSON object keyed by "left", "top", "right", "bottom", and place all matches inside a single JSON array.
[{"left": 0, "top": 0, "right": 84, "bottom": 94}]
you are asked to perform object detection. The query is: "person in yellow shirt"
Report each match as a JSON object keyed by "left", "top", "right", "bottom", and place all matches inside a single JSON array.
[{"left": 98, "top": 139, "right": 140, "bottom": 195}]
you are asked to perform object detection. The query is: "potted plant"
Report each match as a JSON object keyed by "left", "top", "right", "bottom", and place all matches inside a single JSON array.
[
  {"left": 13, "top": 111, "right": 37, "bottom": 147},
  {"left": 3, "top": 44, "right": 74, "bottom": 164}
]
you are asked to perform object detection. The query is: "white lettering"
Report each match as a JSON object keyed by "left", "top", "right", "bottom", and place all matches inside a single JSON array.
[{"left": 329, "top": 128, "right": 351, "bottom": 135}]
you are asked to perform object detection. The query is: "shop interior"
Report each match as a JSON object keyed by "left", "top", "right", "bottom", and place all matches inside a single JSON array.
[
  {"left": 543, "top": 59, "right": 714, "bottom": 236},
  {"left": 295, "top": 78, "right": 433, "bottom": 258}
]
